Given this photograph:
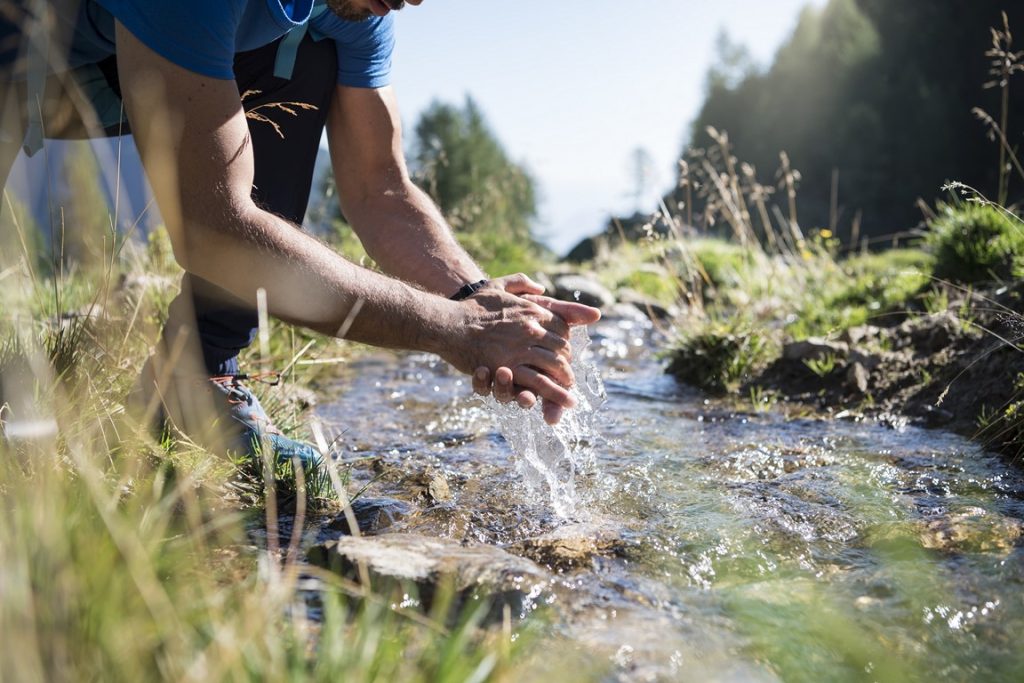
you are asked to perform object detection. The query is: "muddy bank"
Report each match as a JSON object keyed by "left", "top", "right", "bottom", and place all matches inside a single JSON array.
[{"left": 747, "top": 280, "right": 1024, "bottom": 452}]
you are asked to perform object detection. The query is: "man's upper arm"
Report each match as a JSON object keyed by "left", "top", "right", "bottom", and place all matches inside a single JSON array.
[
  {"left": 327, "top": 84, "right": 410, "bottom": 208},
  {"left": 114, "top": 21, "right": 256, "bottom": 249}
]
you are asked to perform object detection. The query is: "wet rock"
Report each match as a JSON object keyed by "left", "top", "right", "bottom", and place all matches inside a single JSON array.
[
  {"left": 782, "top": 337, "right": 849, "bottom": 362},
  {"left": 307, "top": 534, "right": 549, "bottom": 615},
  {"left": 601, "top": 302, "right": 651, "bottom": 325},
  {"left": 616, "top": 288, "right": 674, "bottom": 320},
  {"left": 846, "top": 362, "right": 870, "bottom": 394},
  {"left": 919, "top": 509, "right": 1023, "bottom": 553},
  {"left": 326, "top": 497, "right": 416, "bottom": 535},
  {"left": 414, "top": 469, "right": 452, "bottom": 503},
  {"left": 552, "top": 274, "right": 616, "bottom": 309},
  {"left": 508, "top": 523, "right": 627, "bottom": 571}
]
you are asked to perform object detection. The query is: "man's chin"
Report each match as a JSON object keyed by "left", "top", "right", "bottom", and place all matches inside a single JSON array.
[{"left": 326, "top": 0, "right": 372, "bottom": 21}]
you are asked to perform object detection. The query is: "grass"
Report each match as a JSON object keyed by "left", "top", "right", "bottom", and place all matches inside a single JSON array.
[
  {"left": 927, "top": 200, "right": 1024, "bottom": 284},
  {"left": 0, "top": 216, "right": 556, "bottom": 682}
]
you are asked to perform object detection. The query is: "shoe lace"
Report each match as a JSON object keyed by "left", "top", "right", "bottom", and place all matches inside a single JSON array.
[{"left": 209, "top": 372, "right": 282, "bottom": 406}]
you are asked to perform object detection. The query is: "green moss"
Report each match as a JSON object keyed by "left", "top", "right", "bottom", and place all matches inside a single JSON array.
[
  {"left": 927, "top": 202, "right": 1024, "bottom": 284},
  {"left": 787, "top": 248, "right": 933, "bottom": 339},
  {"left": 667, "top": 320, "right": 777, "bottom": 395}
]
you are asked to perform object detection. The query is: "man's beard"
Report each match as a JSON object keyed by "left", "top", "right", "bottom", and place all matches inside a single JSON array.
[{"left": 326, "top": 0, "right": 405, "bottom": 22}]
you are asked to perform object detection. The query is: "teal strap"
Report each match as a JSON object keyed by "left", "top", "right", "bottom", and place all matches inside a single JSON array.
[
  {"left": 23, "top": 0, "right": 48, "bottom": 156},
  {"left": 273, "top": 3, "right": 329, "bottom": 80}
]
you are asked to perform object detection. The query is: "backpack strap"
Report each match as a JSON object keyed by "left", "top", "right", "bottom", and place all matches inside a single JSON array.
[{"left": 273, "top": 1, "right": 329, "bottom": 80}]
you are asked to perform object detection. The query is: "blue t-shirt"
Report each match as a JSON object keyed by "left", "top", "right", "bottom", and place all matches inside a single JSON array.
[{"left": 73, "top": 0, "right": 393, "bottom": 88}]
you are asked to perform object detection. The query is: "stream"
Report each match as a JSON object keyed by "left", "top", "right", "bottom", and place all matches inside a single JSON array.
[{"left": 306, "top": 308, "right": 1024, "bottom": 682}]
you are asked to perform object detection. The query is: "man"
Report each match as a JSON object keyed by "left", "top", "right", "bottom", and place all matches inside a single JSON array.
[{"left": 0, "top": 0, "right": 599, "bottom": 462}]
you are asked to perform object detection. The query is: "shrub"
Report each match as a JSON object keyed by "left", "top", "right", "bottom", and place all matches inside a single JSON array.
[
  {"left": 927, "top": 203, "right": 1024, "bottom": 284},
  {"left": 667, "top": 321, "right": 776, "bottom": 395}
]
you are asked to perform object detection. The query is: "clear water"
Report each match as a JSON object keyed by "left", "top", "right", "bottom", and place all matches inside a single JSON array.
[
  {"left": 316, "top": 313, "right": 1024, "bottom": 682},
  {"left": 489, "top": 326, "right": 607, "bottom": 518}
]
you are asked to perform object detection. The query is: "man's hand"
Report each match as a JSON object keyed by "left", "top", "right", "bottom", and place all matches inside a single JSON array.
[{"left": 466, "top": 274, "right": 601, "bottom": 424}]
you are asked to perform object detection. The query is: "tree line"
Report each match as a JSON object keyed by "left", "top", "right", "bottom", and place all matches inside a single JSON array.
[{"left": 678, "top": 0, "right": 1023, "bottom": 244}]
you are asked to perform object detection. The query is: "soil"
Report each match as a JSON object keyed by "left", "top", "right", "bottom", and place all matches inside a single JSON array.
[{"left": 748, "top": 280, "right": 1024, "bottom": 455}]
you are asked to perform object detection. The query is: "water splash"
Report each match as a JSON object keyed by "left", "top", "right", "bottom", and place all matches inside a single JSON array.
[{"left": 490, "top": 327, "right": 607, "bottom": 518}]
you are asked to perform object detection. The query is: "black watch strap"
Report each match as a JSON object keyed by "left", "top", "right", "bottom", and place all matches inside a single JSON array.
[{"left": 449, "top": 279, "right": 489, "bottom": 301}]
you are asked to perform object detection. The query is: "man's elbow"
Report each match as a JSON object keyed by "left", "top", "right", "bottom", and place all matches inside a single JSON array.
[{"left": 165, "top": 196, "right": 257, "bottom": 279}]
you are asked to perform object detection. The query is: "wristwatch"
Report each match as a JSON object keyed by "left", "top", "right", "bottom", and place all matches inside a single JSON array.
[{"left": 449, "top": 279, "right": 489, "bottom": 301}]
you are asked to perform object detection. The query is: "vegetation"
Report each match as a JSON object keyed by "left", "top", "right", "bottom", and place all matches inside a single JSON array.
[
  {"left": 410, "top": 97, "right": 549, "bottom": 276},
  {"left": 681, "top": 1, "right": 1023, "bottom": 243},
  {"left": 0, "top": 213, "right": 546, "bottom": 682},
  {"left": 927, "top": 200, "right": 1024, "bottom": 284}
]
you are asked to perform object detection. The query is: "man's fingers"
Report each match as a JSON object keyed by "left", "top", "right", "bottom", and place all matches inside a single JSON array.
[
  {"left": 523, "top": 295, "right": 602, "bottom": 326},
  {"left": 494, "top": 366, "right": 517, "bottom": 403},
  {"left": 513, "top": 365, "right": 576, "bottom": 409},
  {"left": 516, "top": 389, "right": 537, "bottom": 409},
  {"left": 496, "top": 273, "right": 545, "bottom": 296},
  {"left": 542, "top": 399, "right": 564, "bottom": 425},
  {"left": 472, "top": 367, "right": 491, "bottom": 396},
  {"left": 538, "top": 311, "right": 571, "bottom": 341},
  {"left": 520, "top": 346, "right": 574, "bottom": 388}
]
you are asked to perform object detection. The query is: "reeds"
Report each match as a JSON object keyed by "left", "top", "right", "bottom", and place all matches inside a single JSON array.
[{"left": 0, "top": 209, "right": 536, "bottom": 681}]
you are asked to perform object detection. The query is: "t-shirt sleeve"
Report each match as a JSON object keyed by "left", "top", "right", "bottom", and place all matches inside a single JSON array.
[
  {"left": 95, "top": 0, "right": 246, "bottom": 80},
  {"left": 312, "top": 13, "right": 394, "bottom": 89}
]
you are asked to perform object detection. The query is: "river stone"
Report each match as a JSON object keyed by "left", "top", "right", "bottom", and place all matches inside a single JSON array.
[
  {"left": 307, "top": 534, "right": 550, "bottom": 613},
  {"left": 412, "top": 469, "right": 452, "bottom": 503},
  {"left": 616, "top": 288, "right": 674, "bottom": 320},
  {"left": 782, "top": 337, "right": 849, "bottom": 362},
  {"left": 509, "top": 523, "right": 626, "bottom": 571},
  {"left": 552, "top": 274, "right": 616, "bottom": 308},
  {"left": 918, "top": 509, "right": 1023, "bottom": 553},
  {"left": 846, "top": 362, "right": 870, "bottom": 394},
  {"left": 326, "top": 497, "right": 416, "bottom": 535}
]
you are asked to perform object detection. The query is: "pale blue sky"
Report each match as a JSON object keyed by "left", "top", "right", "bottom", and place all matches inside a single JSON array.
[{"left": 387, "top": 0, "right": 825, "bottom": 254}]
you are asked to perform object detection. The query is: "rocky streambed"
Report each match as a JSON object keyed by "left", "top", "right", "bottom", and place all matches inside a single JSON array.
[{"left": 256, "top": 297, "right": 1024, "bottom": 682}]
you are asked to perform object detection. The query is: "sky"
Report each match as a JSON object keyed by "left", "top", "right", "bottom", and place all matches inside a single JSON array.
[{"left": 385, "top": 0, "right": 826, "bottom": 254}]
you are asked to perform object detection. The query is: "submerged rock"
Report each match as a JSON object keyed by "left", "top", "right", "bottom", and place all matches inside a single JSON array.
[
  {"left": 412, "top": 469, "right": 452, "bottom": 503},
  {"left": 307, "top": 534, "right": 550, "bottom": 615},
  {"left": 919, "top": 509, "right": 1023, "bottom": 553},
  {"left": 509, "top": 523, "right": 627, "bottom": 571},
  {"left": 326, "top": 497, "right": 416, "bottom": 535}
]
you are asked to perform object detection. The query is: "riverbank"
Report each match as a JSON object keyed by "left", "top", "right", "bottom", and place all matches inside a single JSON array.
[{"left": 556, "top": 198, "right": 1024, "bottom": 461}]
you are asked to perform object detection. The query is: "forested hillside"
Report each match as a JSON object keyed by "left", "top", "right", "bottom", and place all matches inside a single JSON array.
[{"left": 680, "top": 0, "right": 1023, "bottom": 242}]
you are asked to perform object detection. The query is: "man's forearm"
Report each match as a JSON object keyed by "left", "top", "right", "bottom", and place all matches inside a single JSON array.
[
  {"left": 343, "top": 179, "right": 486, "bottom": 296},
  {"left": 181, "top": 205, "right": 455, "bottom": 353}
]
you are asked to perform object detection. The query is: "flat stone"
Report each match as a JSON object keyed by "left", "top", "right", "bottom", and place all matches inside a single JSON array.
[
  {"left": 616, "top": 288, "right": 674, "bottom": 320},
  {"left": 307, "top": 534, "right": 550, "bottom": 614}
]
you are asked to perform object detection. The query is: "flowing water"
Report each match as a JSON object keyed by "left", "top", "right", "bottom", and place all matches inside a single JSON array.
[{"left": 315, "top": 311, "right": 1024, "bottom": 682}]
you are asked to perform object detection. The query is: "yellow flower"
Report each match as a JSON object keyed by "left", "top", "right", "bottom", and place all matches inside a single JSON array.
[{"left": 819, "top": 229, "right": 833, "bottom": 239}]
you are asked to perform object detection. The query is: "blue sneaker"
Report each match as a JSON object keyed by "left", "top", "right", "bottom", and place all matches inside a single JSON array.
[
  {"left": 131, "top": 359, "right": 323, "bottom": 468},
  {"left": 209, "top": 374, "right": 324, "bottom": 468}
]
